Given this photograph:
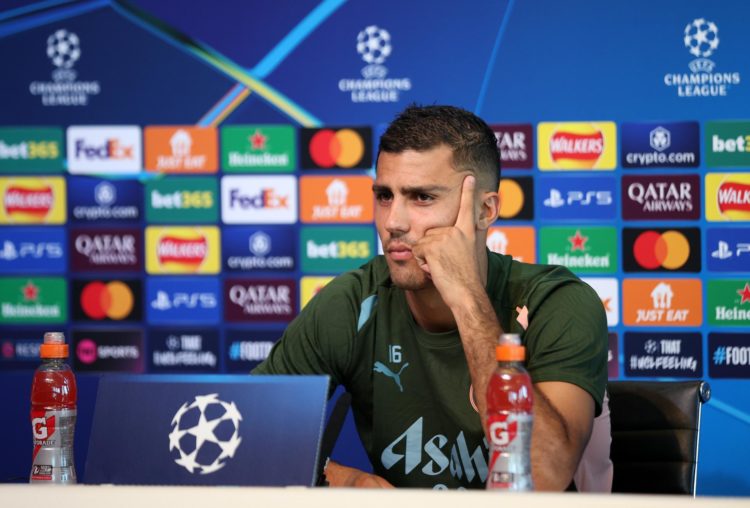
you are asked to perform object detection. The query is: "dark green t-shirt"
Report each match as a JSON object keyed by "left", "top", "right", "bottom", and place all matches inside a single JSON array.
[{"left": 254, "top": 252, "right": 608, "bottom": 489}]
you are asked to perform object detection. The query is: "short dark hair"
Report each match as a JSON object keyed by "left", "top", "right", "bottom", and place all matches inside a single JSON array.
[{"left": 378, "top": 104, "right": 501, "bottom": 190}]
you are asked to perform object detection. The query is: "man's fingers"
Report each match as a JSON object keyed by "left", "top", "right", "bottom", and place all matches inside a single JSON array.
[{"left": 454, "top": 174, "right": 476, "bottom": 236}]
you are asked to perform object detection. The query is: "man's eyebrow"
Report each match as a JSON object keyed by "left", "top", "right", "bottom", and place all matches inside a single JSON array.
[{"left": 371, "top": 184, "right": 452, "bottom": 194}]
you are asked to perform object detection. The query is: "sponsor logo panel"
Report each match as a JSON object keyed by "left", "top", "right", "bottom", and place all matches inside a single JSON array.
[
  {"left": 145, "top": 177, "right": 218, "bottom": 224},
  {"left": 144, "top": 126, "right": 217, "bottom": 173},
  {"left": 622, "top": 228, "right": 701, "bottom": 273},
  {"left": 624, "top": 332, "right": 702, "bottom": 378},
  {"left": 300, "top": 176, "right": 373, "bottom": 223},
  {"left": 581, "top": 277, "right": 619, "bottom": 327},
  {"left": 301, "top": 226, "right": 374, "bottom": 273},
  {"left": 709, "top": 333, "right": 750, "bottom": 378},
  {"left": 497, "top": 177, "right": 533, "bottom": 221},
  {"left": 622, "top": 174, "right": 700, "bottom": 221},
  {"left": 221, "top": 125, "right": 295, "bottom": 172},
  {"left": 0, "top": 177, "right": 66, "bottom": 225},
  {"left": 0, "top": 330, "right": 45, "bottom": 370},
  {"left": 67, "top": 177, "right": 141, "bottom": 223},
  {"left": 705, "top": 121, "right": 750, "bottom": 167},
  {"left": 707, "top": 279, "right": 750, "bottom": 326},
  {"left": 69, "top": 228, "right": 141, "bottom": 272},
  {"left": 539, "top": 227, "right": 617, "bottom": 274},
  {"left": 0, "top": 277, "right": 67, "bottom": 324},
  {"left": 491, "top": 124, "right": 533, "bottom": 169},
  {"left": 145, "top": 277, "right": 221, "bottom": 324},
  {"left": 221, "top": 175, "right": 297, "bottom": 224},
  {"left": 223, "top": 226, "right": 295, "bottom": 272},
  {"left": 622, "top": 279, "right": 702, "bottom": 327},
  {"left": 71, "top": 278, "right": 142, "bottom": 322},
  {"left": 224, "top": 279, "right": 296, "bottom": 322},
  {"left": 608, "top": 333, "right": 618, "bottom": 379},
  {"left": 0, "top": 227, "right": 66, "bottom": 273},
  {"left": 620, "top": 122, "right": 699, "bottom": 168},
  {"left": 537, "top": 122, "right": 616, "bottom": 170},
  {"left": 145, "top": 226, "right": 220, "bottom": 274},
  {"left": 705, "top": 173, "right": 750, "bottom": 221},
  {"left": 300, "top": 127, "right": 373, "bottom": 170},
  {"left": 300, "top": 276, "right": 334, "bottom": 309},
  {"left": 225, "top": 329, "right": 281, "bottom": 372},
  {"left": 537, "top": 176, "right": 616, "bottom": 221},
  {"left": 486, "top": 226, "right": 536, "bottom": 263},
  {"left": 66, "top": 126, "right": 141, "bottom": 174},
  {"left": 148, "top": 329, "right": 220, "bottom": 373},
  {"left": 72, "top": 329, "right": 144, "bottom": 372},
  {"left": 0, "top": 127, "right": 64, "bottom": 173},
  {"left": 706, "top": 228, "right": 750, "bottom": 272}
]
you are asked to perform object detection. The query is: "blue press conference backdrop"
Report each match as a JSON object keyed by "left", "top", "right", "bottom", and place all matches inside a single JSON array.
[{"left": 1, "top": 0, "right": 749, "bottom": 495}]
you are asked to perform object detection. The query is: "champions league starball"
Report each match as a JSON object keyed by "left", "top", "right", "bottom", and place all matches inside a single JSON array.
[
  {"left": 683, "top": 18, "right": 719, "bottom": 59},
  {"left": 46, "top": 29, "right": 81, "bottom": 69},
  {"left": 356, "top": 25, "right": 392, "bottom": 65},
  {"left": 168, "top": 394, "right": 243, "bottom": 474}
]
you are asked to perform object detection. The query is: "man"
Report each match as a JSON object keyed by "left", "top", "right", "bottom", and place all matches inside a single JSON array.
[{"left": 254, "top": 105, "right": 610, "bottom": 490}]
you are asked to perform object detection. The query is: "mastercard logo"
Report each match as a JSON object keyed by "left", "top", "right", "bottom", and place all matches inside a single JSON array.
[
  {"left": 80, "top": 280, "right": 134, "bottom": 320},
  {"left": 632, "top": 230, "right": 690, "bottom": 270},
  {"left": 497, "top": 177, "right": 532, "bottom": 220},
  {"left": 302, "top": 127, "right": 372, "bottom": 169}
]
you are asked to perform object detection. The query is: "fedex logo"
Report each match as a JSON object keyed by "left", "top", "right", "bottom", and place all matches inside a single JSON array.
[
  {"left": 229, "top": 188, "right": 288, "bottom": 209},
  {"left": 221, "top": 176, "right": 297, "bottom": 224},
  {"left": 74, "top": 139, "right": 133, "bottom": 160},
  {"left": 67, "top": 126, "right": 141, "bottom": 174},
  {"left": 538, "top": 177, "right": 617, "bottom": 220}
]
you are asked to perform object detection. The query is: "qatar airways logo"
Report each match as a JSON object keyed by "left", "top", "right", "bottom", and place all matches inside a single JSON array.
[{"left": 225, "top": 279, "right": 295, "bottom": 321}]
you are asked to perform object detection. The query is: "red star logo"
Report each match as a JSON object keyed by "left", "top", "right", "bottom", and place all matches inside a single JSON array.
[
  {"left": 249, "top": 130, "right": 267, "bottom": 150},
  {"left": 601, "top": 298, "right": 612, "bottom": 312},
  {"left": 738, "top": 283, "right": 750, "bottom": 304},
  {"left": 22, "top": 281, "right": 39, "bottom": 301},
  {"left": 568, "top": 230, "right": 588, "bottom": 251}
]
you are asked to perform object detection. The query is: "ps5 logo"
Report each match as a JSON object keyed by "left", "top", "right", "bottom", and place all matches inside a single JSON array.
[
  {"left": 151, "top": 291, "right": 218, "bottom": 310},
  {"left": 0, "top": 240, "right": 63, "bottom": 260},
  {"left": 543, "top": 189, "right": 613, "bottom": 208},
  {"left": 711, "top": 241, "right": 750, "bottom": 260}
]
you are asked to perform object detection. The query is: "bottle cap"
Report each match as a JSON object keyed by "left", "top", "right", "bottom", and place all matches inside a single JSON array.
[
  {"left": 40, "top": 331, "right": 68, "bottom": 358},
  {"left": 496, "top": 333, "right": 525, "bottom": 362}
]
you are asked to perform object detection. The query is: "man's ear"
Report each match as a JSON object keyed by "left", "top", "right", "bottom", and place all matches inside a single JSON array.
[{"left": 477, "top": 191, "right": 499, "bottom": 230}]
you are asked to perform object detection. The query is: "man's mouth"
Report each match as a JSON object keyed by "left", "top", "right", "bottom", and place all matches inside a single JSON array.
[{"left": 387, "top": 243, "right": 413, "bottom": 261}]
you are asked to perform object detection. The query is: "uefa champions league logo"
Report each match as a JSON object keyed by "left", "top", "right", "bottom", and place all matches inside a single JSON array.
[
  {"left": 357, "top": 25, "right": 391, "bottom": 79},
  {"left": 168, "top": 394, "right": 243, "bottom": 474},
  {"left": 683, "top": 18, "right": 719, "bottom": 73}
]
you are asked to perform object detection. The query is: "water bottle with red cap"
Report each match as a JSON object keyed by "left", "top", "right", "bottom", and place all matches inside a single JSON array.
[
  {"left": 486, "top": 333, "right": 534, "bottom": 491},
  {"left": 30, "top": 331, "right": 77, "bottom": 484}
]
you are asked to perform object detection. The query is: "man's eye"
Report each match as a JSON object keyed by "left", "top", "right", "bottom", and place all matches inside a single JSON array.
[
  {"left": 375, "top": 191, "right": 393, "bottom": 202},
  {"left": 416, "top": 193, "right": 434, "bottom": 203}
]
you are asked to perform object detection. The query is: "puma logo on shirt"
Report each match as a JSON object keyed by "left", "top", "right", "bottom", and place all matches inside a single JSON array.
[{"left": 373, "top": 361, "right": 410, "bottom": 392}]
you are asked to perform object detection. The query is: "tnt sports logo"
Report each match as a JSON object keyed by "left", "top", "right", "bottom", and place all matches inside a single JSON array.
[
  {"left": 168, "top": 393, "right": 242, "bottom": 475},
  {"left": 705, "top": 173, "right": 750, "bottom": 221},
  {"left": 77, "top": 280, "right": 136, "bottom": 321},
  {"left": 624, "top": 228, "right": 700, "bottom": 272},
  {"left": 0, "top": 177, "right": 66, "bottom": 225},
  {"left": 300, "top": 176, "right": 373, "bottom": 223},
  {"left": 300, "top": 127, "right": 372, "bottom": 169},
  {"left": 538, "top": 122, "right": 616, "bottom": 170},
  {"left": 623, "top": 279, "right": 702, "bottom": 326},
  {"left": 67, "top": 126, "right": 141, "bottom": 174}
]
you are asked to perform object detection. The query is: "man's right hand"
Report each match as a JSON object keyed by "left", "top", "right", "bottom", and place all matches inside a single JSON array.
[{"left": 324, "top": 460, "right": 394, "bottom": 488}]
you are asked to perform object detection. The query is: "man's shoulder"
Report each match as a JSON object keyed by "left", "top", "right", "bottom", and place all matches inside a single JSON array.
[{"left": 315, "top": 255, "right": 391, "bottom": 305}]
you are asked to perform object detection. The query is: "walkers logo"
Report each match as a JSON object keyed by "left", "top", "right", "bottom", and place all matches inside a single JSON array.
[
  {"left": 145, "top": 177, "right": 218, "bottom": 223},
  {"left": 72, "top": 330, "right": 144, "bottom": 372},
  {"left": 0, "top": 277, "right": 66, "bottom": 324},
  {"left": 0, "top": 177, "right": 66, "bottom": 224},
  {"left": 68, "top": 177, "right": 141, "bottom": 223},
  {"left": 300, "top": 276, "right": 334, "bottom": 309},
  {"left": 497, "top": 177, "right": 533, "bottom": 221},
  {"left": 491, "top": 124, "right": 533, "bottom": 169},
  {"left": 338, "top": 25, "right": 412, "bottom": 104},
  {"left": 538, "top": 122, "right": 616, "bottom": 170},
  {"left": 221, "top": 175, "right": 297, "bottom": 224},
  {"left": 67, "top": 126, "right": 141, "bottom": 174},
  {"left": 146, "top": 277, "right": 220, "bottom": 325},
  {"left": 622, "top": 174, "right": 700, "bottom": 221},
  {"left": 0, "top": 228, "right": 66, "bottom": 274},
  {"left": 705, "top": 121, "right": 750, "bottom": 167},
  {"left": 29, "top": 29, "right": 102, "bottom": 107},
  {"left": 581, "top": 278, "right": 619, "bottom": 327},
  {"left": 622, "top": 228, "right": 700, "bottom": 273},
  {"left": 300, "top": 127, "right": 373, "bottom": 169},
  {"left": 225, "top": 329, "right": 280, "bottom": 372},
  {"left": 149, "top": 329, "right": 219, "bottom": 373},
  {"left": 709, "top": 333, "right": 750, "bottom": 378},
  {"left": 486, "top": 227, "right": 536, "bottom": 263},
  {"left": 224, "top": 279, "right": 296, "bottom": 322},
  {"left": 537, "top": 176, "right": 616, "bottom": 221},
  {"left": 707, "top": 228, "right": 750, "bottom": 272},
  {"left": 539, "top": 227, "right": 617, "bottom": 274},
  {"left": 608, "top": 333, "right": 618, "bottom": 378},
  {"left": 144, "top": 126, "right": 218, "bottom": 173},
  {"left": 620, "top": 122, "right": 699, "bottom": 168},
  {"left": 72, "top": 279, "right": 141, "bottom": 322},
  {"left": 624, "top": 332, "right": 702, "bottom": 378},
  {"left": 221, "top": 125, "right": 295, "bottom": 172},
  {"left": 223, "top": 227, "right": 295, "bottom": 272},
  {"left": 663, "top": 18, "right": 741, "bottom": 97},
  {"left": 69, "top": 228, "right": 141, "bottom": 272},
  {"left": 707, "top": 279, "right": 750, "bottom": 326},
  {"left": 300, "top": 176, "right": 373, "bottom": 223},
  {"left": 145, "top": 226, "right": 220, "bottom": 274},
  {"left": 623, "top": 279, "right": 702, "bottom": 326},
  {"left": 705, "top": 173, "right": 750, "bottom": 221},
  {"left": 0, "top": 127, "right": 64, "bottom": 173},
  {"left": 301, "top": 226, "right": 374, "bottom": 273}
]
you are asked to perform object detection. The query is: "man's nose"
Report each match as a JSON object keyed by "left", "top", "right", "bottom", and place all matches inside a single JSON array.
[{"left": 385, "top": 198, "right": 409, "bottom": 234}]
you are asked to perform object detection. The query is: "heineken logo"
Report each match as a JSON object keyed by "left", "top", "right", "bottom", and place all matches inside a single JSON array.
[
  {"left": 539, "top": 227, "right": 616, "bottom": 273},
  {"left": 708, "top": 280, "right": 750, "bottom": 325},
  {"left": 221, "top": 125, "right": 295, "bottom": 172},
  {"left": 0, "top": 277, "right": 67, "bottom": 323}
]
